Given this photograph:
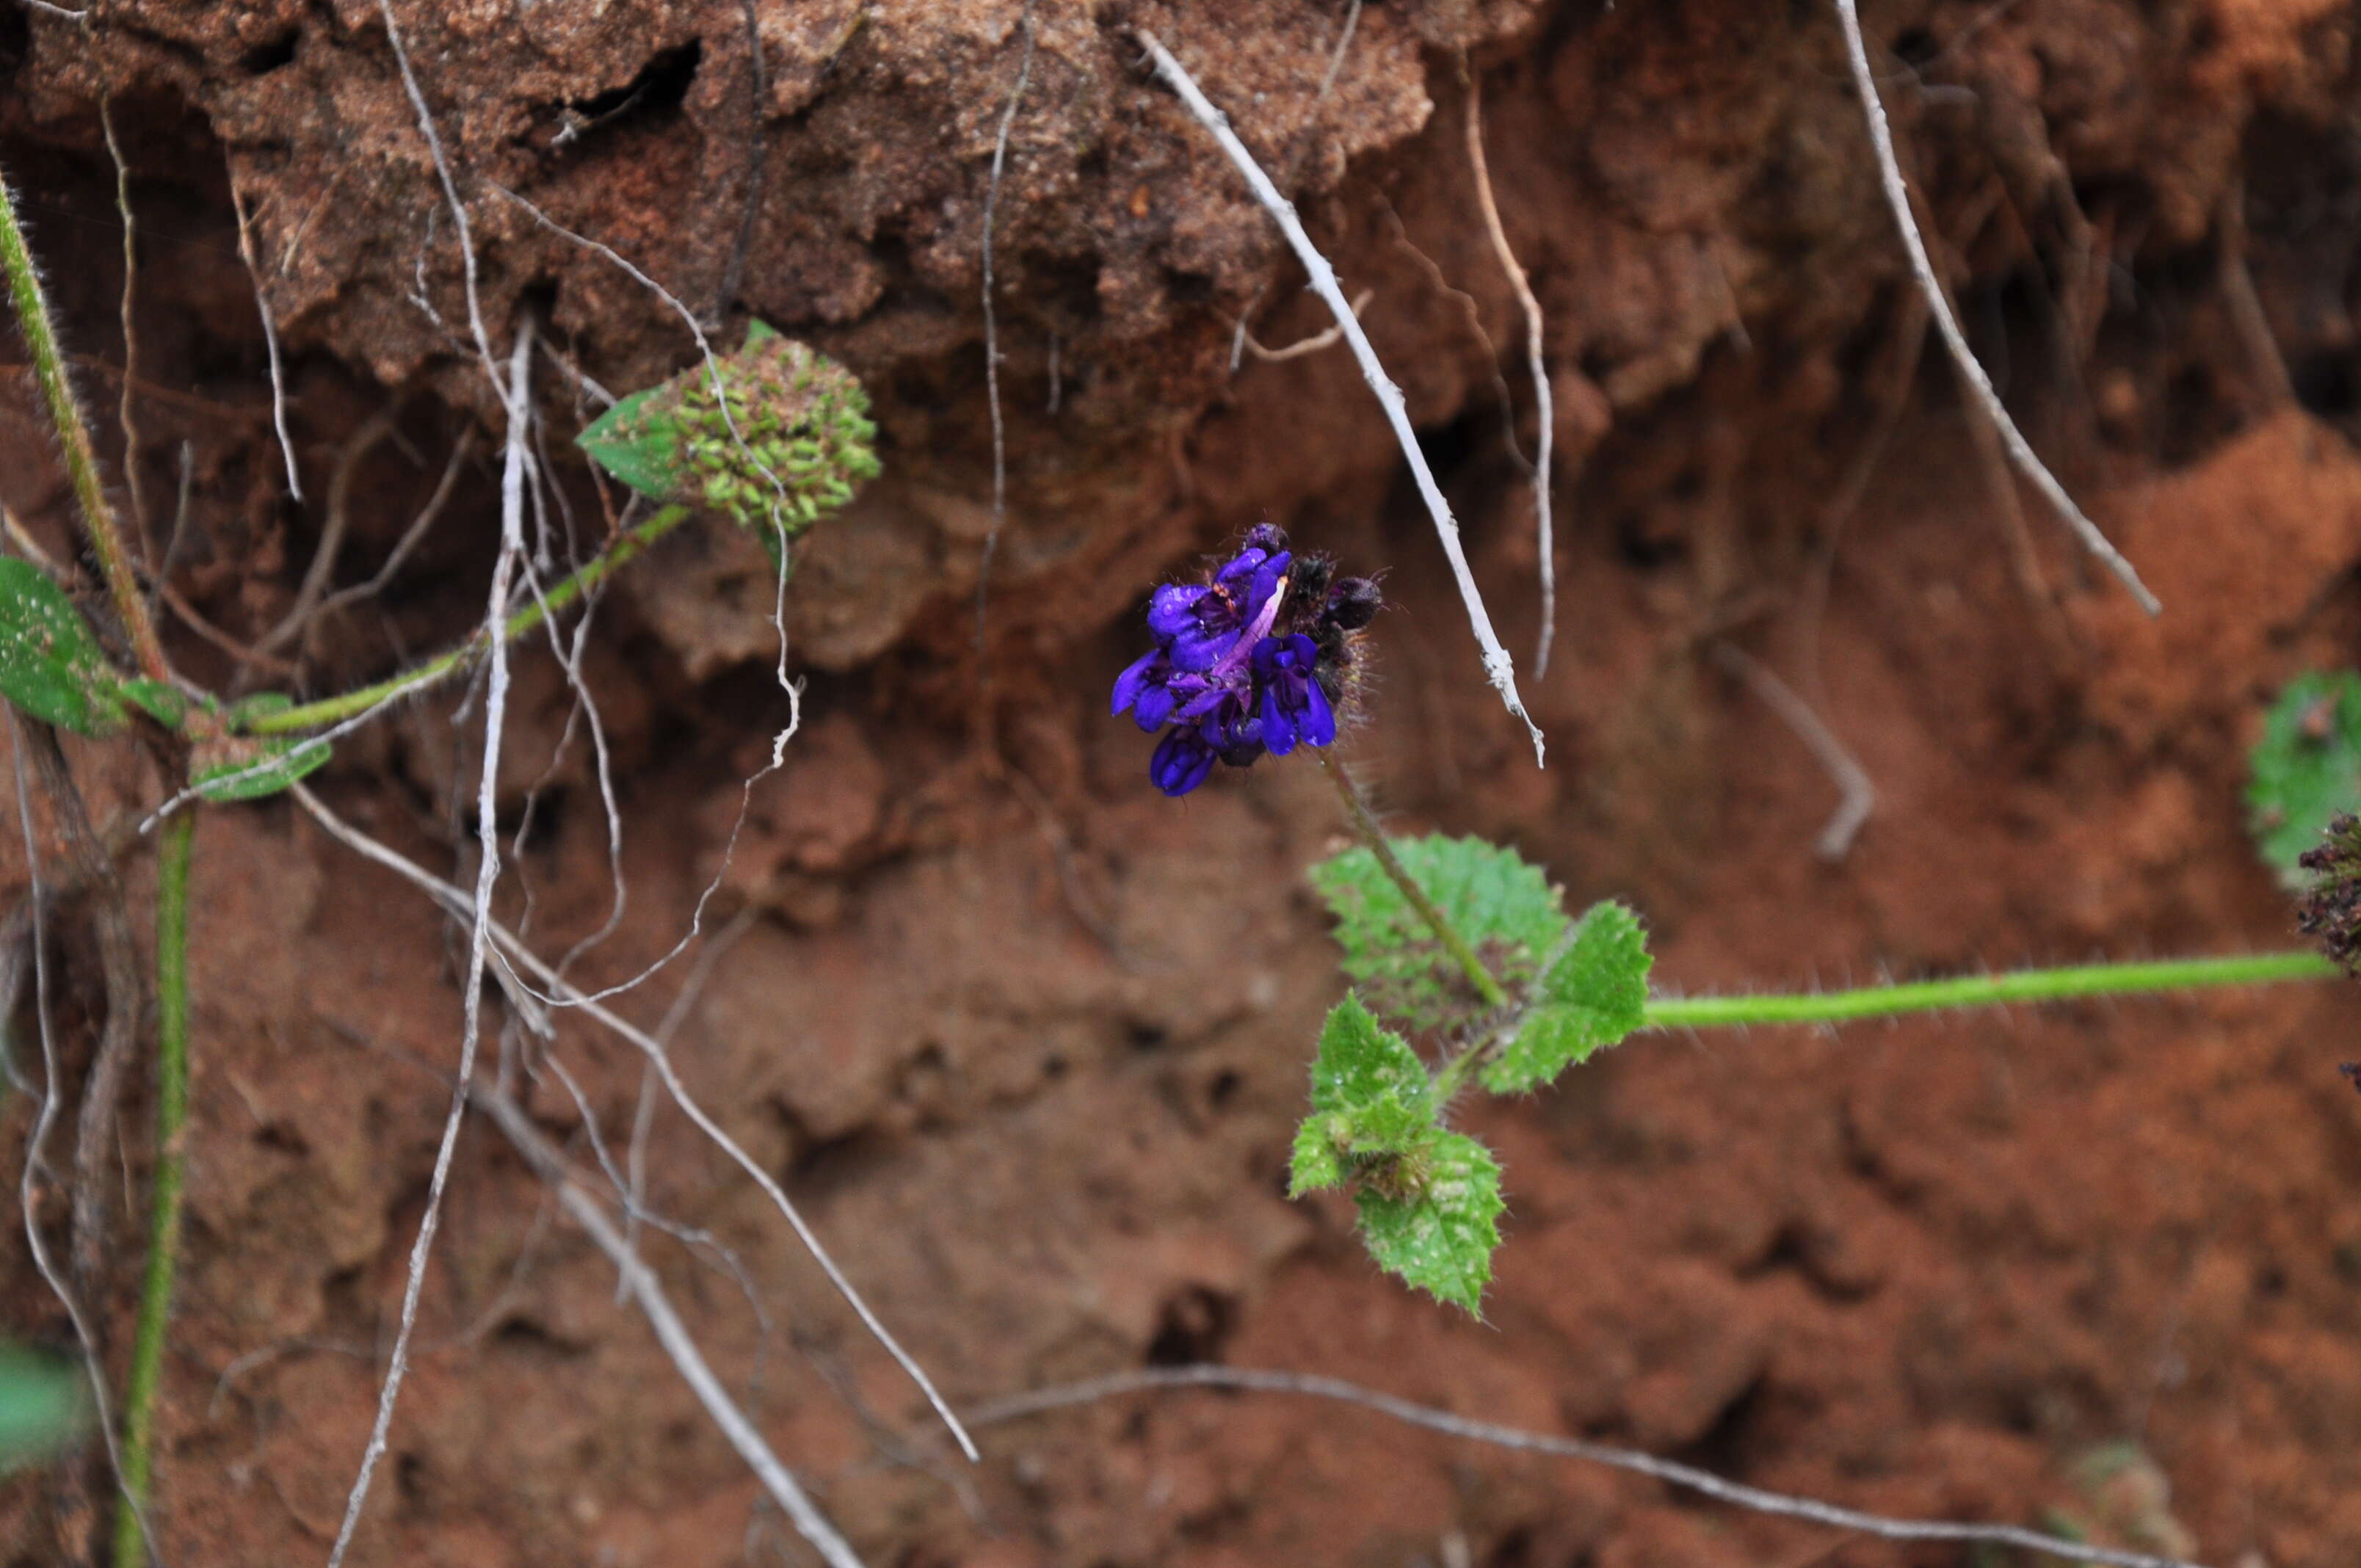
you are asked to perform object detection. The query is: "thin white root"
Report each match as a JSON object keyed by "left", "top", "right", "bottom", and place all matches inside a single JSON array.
[
  {"left": 229, "top": 175, "right": 304, "bottom": 504},
  {"left": 472, "top": 1086, "right": 866, "bottom": 1568},
  {"left": 974, "top": 1, "right": 1040, "bottom": 653},
  {"left": 322, "top": 322, "right": 534, "bottom": 1568},
  {"left": 1830, "top": 0, "right": 2159, "bottom": 616},
  {"left": 289, "top": 786, "right": 981, "bottom": 1464},
  {"left": 1238, "top": 287, "right": 1371, "bottom": 363},
  {"left": 1136, "top": 29, "right": 1546, "bottom": 764},
  {"left": 1463, "top": 73, "right": 1559, "bottom": 678},
  {"left": 1711, "top": 643, "right": 1874, "bottom": 862},
  {"left": 968, "top": 1365, "right": 2207, "bottom": 1568}
]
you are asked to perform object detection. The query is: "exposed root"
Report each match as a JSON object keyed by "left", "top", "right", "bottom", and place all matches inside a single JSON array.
[
  {"left": 1463, "top": 70, "right": 1559, "bottom": 678},
  {"left": 1831, "top": 0, "right": 2158, "bottom": 615}
]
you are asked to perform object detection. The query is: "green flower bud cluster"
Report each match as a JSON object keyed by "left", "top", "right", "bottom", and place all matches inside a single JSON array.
[{"left": 675, "top": 332, "right": 880, "bottom": 543}]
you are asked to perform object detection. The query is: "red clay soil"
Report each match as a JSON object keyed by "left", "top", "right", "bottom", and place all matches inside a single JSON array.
[{"left": 3, "top": 0, "right": 2360, "bottom": 1564}]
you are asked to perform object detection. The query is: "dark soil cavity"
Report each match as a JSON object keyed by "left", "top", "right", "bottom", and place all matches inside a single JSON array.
[{"left": 4, "top": 0, "right": 2361, "bottom": 1564}]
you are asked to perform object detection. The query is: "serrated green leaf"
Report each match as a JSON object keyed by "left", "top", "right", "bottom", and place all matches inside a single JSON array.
[
  {"left": 1308, "top": 992, "right": 1431, "bottom": 1115},
  {"left": 0, "top": 1345, "right": 84, "bottom": 1470},
  {"left": 2247, "top": 671, "right": 2361, "bottom": 887},
  {"left": 1310, "top": 835, "right": 1567, "bottom": 1031},
  {"left": 1353, "top": 1130, "right": 1504, "bottom": 1315},
  {"left": 1290, "top": 1114, "right": 1349, "bottom": 1194},
  {"left": 0, "top": 559, "right": 124, "bottom": 736},
  {"left": 577, "top": 386, "right": 684, "bottom": 501},
  {"left": 192, "top": 700, "right": 330, "bottom": 801},
  {"left": 1481, "top": 900, "right": 1652, "bottom": 1092}
]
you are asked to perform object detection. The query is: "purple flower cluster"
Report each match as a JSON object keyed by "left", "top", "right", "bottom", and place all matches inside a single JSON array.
[{"left": 1112, "top": 523, "right": 1380, "bottom": 796}]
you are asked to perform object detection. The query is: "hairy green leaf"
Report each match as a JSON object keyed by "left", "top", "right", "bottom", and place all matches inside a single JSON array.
[
  {"left": 0, "top": 1345, "right": 84, "bottom": 1470},
  {"left": 192, "top": 697, "right": 330, "bottom": 801},
  {"left": 1289, "top": 1114, "right": 1349, "bottom": 1194},
  {"left": 2248, "top": 670, "right": 2361, "bottom": 886},
  {"left": 1307, "top": 993, "right": 1428, "bottom": 1114},
  {"left": 0, "top": 559, "right": 123, "bottom": 736},
  {"left": 1353, "top": 1130, "right": 1504, "bottom": 1315},
  {"left": 576, "top": 386, "right": 681, "bottom": 501},
  {"left": 1310, "top": 835, "right": 1567, "bottom": 1030},
  {"left": 1482, "top": 900, "right": 1652, "bottom": 1092}
]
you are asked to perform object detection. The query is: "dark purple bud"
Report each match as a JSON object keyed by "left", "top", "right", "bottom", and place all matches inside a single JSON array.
[
  {"left": 1325, "top": 576, "right": 1382, "bottom": 631},
  {"left": 1244, "top": 521, "right": 1289, "bottom": 555},
  {"left": 1149, "top": 728, "right": 1217, "bottom": 796}
]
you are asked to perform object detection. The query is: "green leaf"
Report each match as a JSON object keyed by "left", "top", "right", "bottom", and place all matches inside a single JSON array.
[
  {"left": 1290, "top": 1114, "right": 1349, "bottom": 1194},
  {"left": 1308, "top": 992, "right": 1429, "bottom": 1115},
  {"left": 117, "top": 678, "right": 190, "bottom": 730},
  {"left": 2247, "top": 670, "right": 2361, "bottom": 887},
  {"left": 0, "top": 559, "right": 124, "bottom": 736},
  {"left": 0, "top": 1345, "right": 84, "bottom": 1470},
  {"left": 576, "top": 386, "right": 683, "bottom": 502},
  {"left": 1294, "top": 995, "right": 1439, "bottom": 1197},
  {"left": 192, "top": 697, "right": 330, "bottom": 801},
  {"left": 1310, "top": 835, "right": 1568, "bottom": 1030},
  {"left": 1353, "top": 1130, "right": 1504, "bottom": 1315},
  {"left": 1481, "top": 900, "right": 1652, "bottom": 1093}
]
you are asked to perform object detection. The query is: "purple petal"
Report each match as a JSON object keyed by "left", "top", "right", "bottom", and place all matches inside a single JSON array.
[
  {"left": 1133, "top": 680, "right": 1178, "bottom": 731},
  {"left": 1261, "top": 682, "right": 1299, "bottom": 756},
  {"left": 1297, "top": 678, "right": 1337, "bottom": 748},
  {"left": 1214, "top": 546, "right": 1268, "bottom": 589},
  {"left": 1168, "top": 621, "right": 1238, "bottom": 673},
  {"left": 1111, "top": 648, "right": 1162, "bottom": 716},
  {"left": 1147, "top": 584, "right": 1208, "bottom": 642},
  {"left": 1244, "top": 551, "right": 1293, "bottom": 622}
]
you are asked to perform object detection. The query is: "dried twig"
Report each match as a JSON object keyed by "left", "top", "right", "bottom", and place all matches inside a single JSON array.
[
  {"left": 973, "top": 0, "right": 1039, "bottom": 653},
  {"left": 471, "top": 1084, "right": 866, "bottom": 1568},
  {"left": 1831, "top": 0, "right": 2158, "bottom": 615},
  {"left": 968, "top": 1365, "right": 2208, "bottom": 1568},
  {"left": 1463, "top": 72, "right": 1559, "bottom": 677},
  {"left": 1136, "top": 29, "right": 1545, "bottom": 762}
]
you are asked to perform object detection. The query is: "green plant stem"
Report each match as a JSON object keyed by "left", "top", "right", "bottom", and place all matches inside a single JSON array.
[
  {"left": 1321, "top": 756, "right": 1507, "bottom": 1011},
  {"left": 113, "top": 809, "right": 194, "bottom": 1568},
  {"left": 243, "top": 503, "right": 691, "bottom": 736},
  {"left": 0, "top": 163, "right": 172, "bottom": 684},
  {"left": 1642, "top": 949, "right": 2338, "bottom": 1031}
]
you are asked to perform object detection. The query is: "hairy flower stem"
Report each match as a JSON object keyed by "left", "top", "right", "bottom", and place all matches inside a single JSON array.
[
  {"left": 244, "top": 503, "right": 690, "bottom": 736},
  {"left": 0, "top": 164, "right": 173, "bottom": 684},
  {"left": 1321, "top": 757, "right": 1507, "bottom": 1011},
  {"left": 113, "top": 809, "right": 193, "bottom": 1568},
  {"left": 1643, "top": 949, "right": 2335, "bottom": 1030}
]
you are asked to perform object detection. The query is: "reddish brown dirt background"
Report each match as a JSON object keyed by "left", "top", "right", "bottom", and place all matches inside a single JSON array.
[{"left": 3, "top": 0, "right": 2361, "bottom": 1564}]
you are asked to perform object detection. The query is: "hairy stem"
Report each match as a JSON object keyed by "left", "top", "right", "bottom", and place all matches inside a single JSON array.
[
  {"left": 243, "top": 503, "right": 689, "bottom": 736},
  {"left": 0, "top": 163, "right": 173, "bottom": 683},
  {"left": 1643, "top": 950, "right": 2335, "bottom": 1031},
  {"left": 113, "top": 809, "right": 194, "bottom": 1568},
  {"left": 1321, "top": 757, "right": 1506, "bottom": 1011}
]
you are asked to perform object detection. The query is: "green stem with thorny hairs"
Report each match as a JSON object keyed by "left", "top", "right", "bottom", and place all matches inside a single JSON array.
[
  {"left": 1322, "top": 757, "right": 1507, "bottom": 1011},
  {"left": 114, "top": 810, "right": 193, "bottom": 1567},
  {"left": 241, "top": 503, "right": 692, "bottom": 736},
  {"left": 1321, "top": 763, "right": 2336, "bottom": 1075},
  {"left": 1642, "top": 949, "right": 2336, "bottom": 1029},
  {"left": 0, "top": 163, "right": 172, "bottom": 684}
]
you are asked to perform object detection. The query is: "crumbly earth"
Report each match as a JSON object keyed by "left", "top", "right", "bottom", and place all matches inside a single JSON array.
[{"left": 1, "top": 0, "right": 2359, "bottom": 1564}]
